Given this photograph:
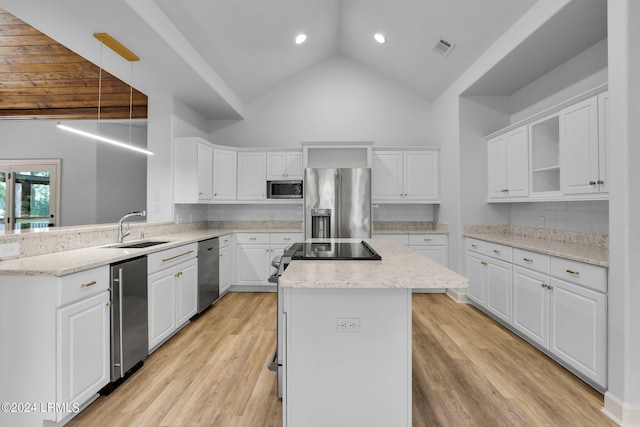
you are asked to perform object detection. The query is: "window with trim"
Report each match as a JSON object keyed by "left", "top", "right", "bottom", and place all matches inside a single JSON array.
[{"left": 0, "top": 159, "right": 60, "bottom": 231}]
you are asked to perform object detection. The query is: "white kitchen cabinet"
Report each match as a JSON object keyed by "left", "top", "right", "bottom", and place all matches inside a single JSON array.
[
  {"left": 465, "top": 240, "right": 512, "bottom": 324},
  {"left": 549, "top": 275, "right": 607, "bottom": 387},
  {"left": 174, "top": 137, "right": 214, "bottom": 203},
  {"left": 513, "top": 266, "right": 549, "bottom": 348},
  {"left": 597, "top": 91, "right": 609, "bottom": 193},
  {"left": 267, "top": 151, "right": 303, "bottom": 180},
  {"left": 237, "top": 151, "right": 267, "bottom": 200},
  {"left": 213, "top": 148, "right": 237, "bottom": 200},
  {"left": 219, "top": 234, "right": 232, "bottom": 295},
  {"left": 560, "top": 96, "right": 601, "bottom": 195},
  {"left": 57, "top": 291, "right": 110, "bottom": 411},
  {"left": 372, "top": 150, "right": 439, "bottom": 202},
  {"left": 487, "top": 126, "right": 529, "bottom": 199},
  {"left": 466, "top": 238, "right": 608, "bottom": 389},
  {"left": 0, "top": 266, "right": 110, "bottom": 426},
  {"left": 147, "top": 244, "right": 198, "bottom": 352},
  {"left": 408, "top": 234, "right": 448, "bottom": 267},
  {"left": 235, "top": 232, "right": 302, "bottom": 288}
]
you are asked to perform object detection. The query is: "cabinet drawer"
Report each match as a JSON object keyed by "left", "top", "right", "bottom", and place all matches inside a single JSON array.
[
  {"left": 219, "top": 234, "right": 232, "bottom": 248},
  {"left": 513, "top": 248, "right": 550, "bottom": 274},
  {"left": 466, "top": 238, "right": 486, "bottom": 254},
  {"left": 373, "top": 233, "right": 409, "bottom": 245},
  {"left": 486, "top": 242, "right": 512, "bottom": 262},
  {"left": 148, "top": 243, "right": 198, "bottom": 274},
  {"left": 235, "top": 233, "right": 270, "bottom": 245},
  {"left": 270, "top": 233, "right": 303, "bottom": 244},
  {"left": 408, "top": 234, "right": 447, "bottom": 246},
  {"left": 550, "top": 257, "right": 607, "bottom": 292},
  {"left": 57, "top": 266, "right": 110, "bottom": 307}
]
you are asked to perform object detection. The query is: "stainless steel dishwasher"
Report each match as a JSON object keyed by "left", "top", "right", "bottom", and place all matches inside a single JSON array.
[
  {"left": 101, "top": 256, "right": 148, "bottom": 394},
  {"left": 197, "top": 238, "right": 220, "bottom": 313}
]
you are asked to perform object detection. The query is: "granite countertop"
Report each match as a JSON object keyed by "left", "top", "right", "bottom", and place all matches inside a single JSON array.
[
  {"left": 372, "top": 222, "right": 448, "bottom": 235},
  {"left": 464, "top": 231, "right": 608, "bottom": 267},
  {"left": 279, "top": 238, "right": 469, "bottom": 289}
]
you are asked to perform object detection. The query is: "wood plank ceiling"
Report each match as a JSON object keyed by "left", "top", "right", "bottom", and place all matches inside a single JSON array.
[{"left": 0, "top": 7, "right": 147, "bottom": 120}]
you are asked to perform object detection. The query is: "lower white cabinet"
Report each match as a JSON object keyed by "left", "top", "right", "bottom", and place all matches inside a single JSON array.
[
  {"left": 148, "top": 244, "right": 198, "bottom": 352},
  {"left": 0, "top": 266, "right": 110, "bottom": 426},
  {"left": 219, "top": 234, "right": 232, "bottom": 294},
  {"left": 408, "top": 234, "right": 448, "bottom": 267},
  {"left": 466, "top": 238, "right": 607, "bottom": 389},
  {"left": 235, "top": 232, "right": 302, "bottom": 287}
]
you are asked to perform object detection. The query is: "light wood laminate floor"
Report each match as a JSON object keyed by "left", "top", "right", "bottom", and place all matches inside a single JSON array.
[{"left": 68, "top": 292, "right": 614, "bottom": 426}]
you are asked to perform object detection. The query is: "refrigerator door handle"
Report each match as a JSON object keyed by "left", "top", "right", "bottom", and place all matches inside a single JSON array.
[{"left": 335, "top": 169, "right": 340, "bottom": 238}]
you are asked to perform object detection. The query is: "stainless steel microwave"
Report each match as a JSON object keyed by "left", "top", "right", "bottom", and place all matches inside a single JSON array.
[{"left": 267, "top": 180, "right": 303, "bottom": 199}]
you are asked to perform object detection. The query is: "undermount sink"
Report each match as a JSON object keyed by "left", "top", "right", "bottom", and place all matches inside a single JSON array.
[{"left": 107, "top": 240, "right": 169, "bottom": 249}]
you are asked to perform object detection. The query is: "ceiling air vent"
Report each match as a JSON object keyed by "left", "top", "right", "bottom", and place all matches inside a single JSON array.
[{"left": 433, "top": 37, "right": 455, "bottom": 57}]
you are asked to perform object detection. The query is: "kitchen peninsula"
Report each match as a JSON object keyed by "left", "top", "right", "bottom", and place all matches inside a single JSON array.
[{"left": 279, "top": 238, "right": 468, "bottom": 427}]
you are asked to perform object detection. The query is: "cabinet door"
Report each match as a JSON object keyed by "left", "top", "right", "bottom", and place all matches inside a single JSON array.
[
  {"left": 197, "top": 143, "right": 213, "bottom": 200},
  {"left": 505, "top": 127, "right": 529, "bottom": 197},
  {"left": 487, "top": 135, "right": 507, "bottom": 199},
  {"left": 560, "top": 96, "right": 599, "bottom": 194},
  {"left": 465, "top": 251, "right": 486, "bottom": 305},
  {"left": 175, "top": 258, "right": 198, "bottom": 326},
  {"left": 372, "top": 152, "right": 403, "bottom": 201},
  {"left": 219, "top": 246, "right": 232, "bottom": 294},
  {"left": 57, "top": 292, "right": 109, "bottom": 417},
  {"left": 237, "top": 152, "right": 267, "bottom": 200},
  {"left": 410, "top": 246, "right": 447, "bottom": 267},
  {"left": 404, "top": 151, "right": 439, "bottom": 200},
  {"left": 512, "top": 267, "right": 549, "bottom": 348},
  {"left": 148, "top": 269, "right": 176, "bottom": 350},
  {"left": 549, "top": 277, "right": 607, "bottom": 387},
  {"left": 213, "top": 149, "right": 237, "bottom": 200},
  {"left": 266, "top": 152, "right": 287, "bottom": 180},
  {"left": 285, "top": 152, "right": 303, "bottom": 180},
  {"left": 597, "top": 92, "right": 609, "bottom": 193},
  {"left": 486, "top": 258, "right": 512, "bottom": 324},
  {"left": 235, "top": 244, "right": 270, "bottom": 285}
]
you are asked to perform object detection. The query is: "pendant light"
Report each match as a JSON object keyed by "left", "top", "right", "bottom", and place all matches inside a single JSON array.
[{"left": 57, "top": 33, "right": 153, "bottom": 156}]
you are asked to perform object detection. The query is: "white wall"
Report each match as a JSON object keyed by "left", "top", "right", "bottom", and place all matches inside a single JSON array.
[
  {"left": 208, "top": 55, "right": 434, "bottom": 148},
  {"left": 510, "top": 38, "right": 608, "bottom": 122},
  {"left": 0, "top": 119, "right": 146, "bottom": 226}
]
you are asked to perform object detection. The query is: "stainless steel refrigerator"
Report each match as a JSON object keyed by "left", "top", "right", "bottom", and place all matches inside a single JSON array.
[{"left": 304, "top": 168, "right": 372, "bottom": 239}]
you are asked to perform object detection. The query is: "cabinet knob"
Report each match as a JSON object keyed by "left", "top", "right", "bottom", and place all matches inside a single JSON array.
[
  {"left": 548, "top": 285, "right": 554, "bottom": 290},
  {"left": 480, "top": 261, "right": 488, "bottom": 266},
  {"left": 214, "top": 193, "right": 218, "bottom": 196},
  {"left": 471, "top": 244, "right": 477, "bottom": 249},
  {"left": 541, "top": 283, "right": 548, "bottom": 288},
  {"left": 501, "top": 189, "right": 509, "bottom": 193},
  {"left": 589, "top": 181, "right": 596, "bottom": 186},
  {"left": 597, "top": 180, "right": 604, "bottom": 185}
]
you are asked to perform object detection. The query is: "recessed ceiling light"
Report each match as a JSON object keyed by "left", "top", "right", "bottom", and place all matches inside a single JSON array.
[
  {"left": 295, "top": 34, "right": 307, "bottom": 44},
  {"left": 374, "top": 33, "right": 387, "bottom": 44}
]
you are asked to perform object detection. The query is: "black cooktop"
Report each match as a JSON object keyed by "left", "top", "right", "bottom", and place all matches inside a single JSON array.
[{"left": 290, "top": 241, "right": 382, "bottom": 261}]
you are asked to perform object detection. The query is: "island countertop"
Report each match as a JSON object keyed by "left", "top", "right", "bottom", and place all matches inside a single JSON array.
[{"left": 279, "top": 238, "right": 469, "bottom": 289}]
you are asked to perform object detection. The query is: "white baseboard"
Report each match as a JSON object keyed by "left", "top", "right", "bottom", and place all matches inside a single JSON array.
[
  {"left": 603, "top": 391, "right": 640, "bottom": 426},
  {"left": 412, "top": 288, "right": 446, "bottom": 294},
  {"left": 229, "top": 285, "right": 276, "bottom": 293},
  {"left": 446, "top": 287, "right": 470, "bottom": 303}
]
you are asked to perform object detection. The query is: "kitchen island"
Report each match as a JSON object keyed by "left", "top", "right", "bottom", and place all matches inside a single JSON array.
[{"left": 278, "top": 238, "right": 468, "bottom": 427}]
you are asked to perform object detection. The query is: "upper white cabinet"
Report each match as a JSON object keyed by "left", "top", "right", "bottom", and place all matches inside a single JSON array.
[
  {"left": 486, "top": 87, "right": 609, "bottom": 202},
  {"left": 372, "top": 150, "right": 439, "bottom": 203},
  {"left": 267, "top": 151, "right": 303, "bottom": 180},
  {"left": 212, "top": 148, "right": 237, "bottom": 200},
  {"left": 237, "top": 152, "right": 267, "bottom": 200},
  {"left": 174, "top": 137, "right": 213, "bottom": 203},
  {"left": 560, "top": 96, "right": 602, "bottom": 194},
  {"left": 487, "top": 126, "right": 529, "bottom": 199}
]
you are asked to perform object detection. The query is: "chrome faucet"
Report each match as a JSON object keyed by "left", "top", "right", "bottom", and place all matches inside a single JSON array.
[{"left": 117, "top": 210, "right": 146, "bottom": 243}]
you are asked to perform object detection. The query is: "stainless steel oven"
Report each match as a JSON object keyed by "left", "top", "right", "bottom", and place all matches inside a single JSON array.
[{"left": 267, "top": 180, "right": 303, "bottom": 199}]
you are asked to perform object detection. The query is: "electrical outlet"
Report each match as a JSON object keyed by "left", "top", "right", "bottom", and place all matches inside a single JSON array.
[
  {"left": 337, "top": 318, "right": 360, "bottom": 333},
  {"left": 0, "top": 242, "right": 19, "bottom": 259}
]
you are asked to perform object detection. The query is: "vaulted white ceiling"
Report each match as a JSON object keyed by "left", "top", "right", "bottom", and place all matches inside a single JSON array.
[{"left": 1, "top": 0, "right": 608, "bottom": 120}]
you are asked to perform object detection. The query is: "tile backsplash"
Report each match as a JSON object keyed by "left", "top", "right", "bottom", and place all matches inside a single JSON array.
[{"left": 510, "top": 200, "right": 608, "bottom": 234}]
